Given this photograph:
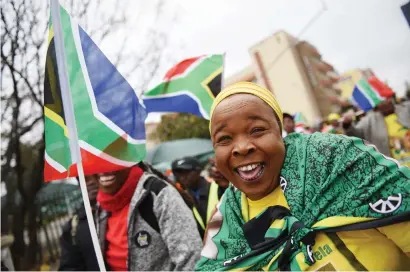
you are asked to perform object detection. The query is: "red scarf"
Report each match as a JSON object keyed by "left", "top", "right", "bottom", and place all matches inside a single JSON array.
[
  {"left": 97, "top": 166, "right": 143, "bottom": 212},
  {"left": 97, "top": 166, "right": 143, "bottom": 271}
]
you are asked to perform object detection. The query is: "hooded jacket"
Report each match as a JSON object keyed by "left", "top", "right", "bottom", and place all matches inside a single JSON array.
[{"left": 95, "top": 171, "right": 202, "bottom": 271}]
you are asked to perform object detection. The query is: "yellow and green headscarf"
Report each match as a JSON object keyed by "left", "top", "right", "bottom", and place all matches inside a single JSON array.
[{"left": 209, "top": 82, "right": 283, "bottom": 133}]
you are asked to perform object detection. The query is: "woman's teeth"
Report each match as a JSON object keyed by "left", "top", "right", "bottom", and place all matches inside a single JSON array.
[
  {"left": 236, "top": 163, "right": 264, "bottom": 181},
  {"left": 237, "top": 163, "right": 260, "bottom": 172}
]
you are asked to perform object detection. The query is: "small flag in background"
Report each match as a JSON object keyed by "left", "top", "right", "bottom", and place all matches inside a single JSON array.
[
  {"left": 142, "top": 55, "right": 224, "bottom": 120},
  {"left": 350, "top": 77, "right": 394, "bottom": 112},
  {"left": 293, "top": 112, "right": 312, "bottom": 134},
  {"left": 44, "top": 5, "right": 146, "bottom": 181},
  {"left": 294, "top": 112, "right": 309, "bottom": 128}
]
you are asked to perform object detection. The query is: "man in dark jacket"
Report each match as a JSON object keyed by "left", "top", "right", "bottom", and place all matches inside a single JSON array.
[
  {"left": 172, "top": 157, "right": 227, "bottom": 238},
  {"left": 59, "top": 175, "right": 99, "bottom": 271}
]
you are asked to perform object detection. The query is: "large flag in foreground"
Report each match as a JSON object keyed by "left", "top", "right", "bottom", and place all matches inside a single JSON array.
[
  {"left": 350, "top": 77, "right": 394, "bottom": 112},
  {"left": 44, "top": 5, "right": 146, "bottom": 181},
  {"left": 142, "top": 55, "right": 223, "bottom": 119}
]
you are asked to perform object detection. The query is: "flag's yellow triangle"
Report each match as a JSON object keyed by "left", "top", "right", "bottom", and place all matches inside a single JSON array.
[{"left": 44, "top": 107, "right": 68, "bottom": 137}]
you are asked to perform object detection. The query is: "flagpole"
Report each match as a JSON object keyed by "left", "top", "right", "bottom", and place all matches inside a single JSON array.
[
  {"left": 221, "top": 52, "right": 227, "bottom": 88},
  {"left": 50, "top": 1, "right": 106, "bottom": 271}
]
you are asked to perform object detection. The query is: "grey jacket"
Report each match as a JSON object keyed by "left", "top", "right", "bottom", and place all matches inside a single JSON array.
[
  {"left": 95, "top": 172, "right": 202, "bottom": 271},
  {"left": 345, "top": 101, "right": 410, "bottom": 156}
]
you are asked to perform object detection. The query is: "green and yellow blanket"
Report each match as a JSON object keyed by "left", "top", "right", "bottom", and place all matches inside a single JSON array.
[{"left": 196, "top": 133, "right": 410, "bottom": 271}]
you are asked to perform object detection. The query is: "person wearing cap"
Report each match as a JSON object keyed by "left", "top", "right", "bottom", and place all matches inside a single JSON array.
[
  {"left": 321, "top": 113, "right": 343, "bottom": 134},
  {"left": 195, "top": 82, "right": 410, "bottom": 271},
  {"left": 343, "top": 97, "right": 410, "bottom": 167},
  {"left": 171, "top": 157, "right": 225, "bottom": 239}
]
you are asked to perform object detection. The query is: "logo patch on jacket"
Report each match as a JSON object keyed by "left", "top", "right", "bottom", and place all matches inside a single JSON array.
[
  {"left": 135, "top": 231, "right": 151, "bottom": 248},
  {"left": 369, "top": 193, "right": 402, "bottom": 214}
]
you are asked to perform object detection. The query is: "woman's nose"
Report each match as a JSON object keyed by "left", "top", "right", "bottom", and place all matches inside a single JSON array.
[{"left": 232, "top": 139, "right": 255, "bottom": 157}]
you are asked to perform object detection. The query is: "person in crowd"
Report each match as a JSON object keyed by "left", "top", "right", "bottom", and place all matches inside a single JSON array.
[
  {"left": 207, "top": 157, "right": 229, "bottom": 191},
  {"left": 95, "top": 162, "right": 201, "bottom": 271},
  {"left": 343, "top": 97, "right": 410, "bottom": 167},
  {"left": 321, "top": 113, "right": 343, "bottom": 134},
  {"left": 282, "top": 113, "right": 295, "bottom": 137},
  {"left": 327, "top": 113, "right": 340, "bottom": 128},
  {"left": 59, "top": 175, "right": 99, "bottom": 271},
  {"left": 171, "top": 157, "right": 226, "bottom": 238},
  {"left": 196, "top": 82, "right": 410, "bottom": 271}
]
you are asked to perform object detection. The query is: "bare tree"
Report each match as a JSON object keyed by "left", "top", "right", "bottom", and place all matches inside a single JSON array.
[{"left": 1, "top": 0, "right": 176, "bottom": 269}]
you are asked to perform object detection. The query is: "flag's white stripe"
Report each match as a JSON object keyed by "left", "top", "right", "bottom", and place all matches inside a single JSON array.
[
  {"left": 79, "top": 140, "right": 139, "bottom": 168},
  {"left": 143, "top": 90, "right": 210, "bottom": 119},
  {"left": 71, "top": 22, "right": 145, "bottom": 145},
  {"left": 45, "top": 151, "right": 67, "bottom": 173},
  {"left": 368, "top": 83, "right": 384, "bottom": 101},
  {"left": 356, "top": 82, "right": 376, "bottom": 107}
]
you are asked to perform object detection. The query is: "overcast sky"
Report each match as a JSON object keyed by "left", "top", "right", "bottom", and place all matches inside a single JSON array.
[
  {"left": 62, "top": 0, "right": 410, "bottom": 122},
  {"left": 110, "top": 0, "right": 410, "bottom": 90}
]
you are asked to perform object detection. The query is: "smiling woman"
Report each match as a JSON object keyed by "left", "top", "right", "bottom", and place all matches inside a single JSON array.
[
  {"left": 211, "top": 93, "right": 285, "bottom": 201},
  {"left": 195, "top": 82, "right": 410, "bottom": 271}
]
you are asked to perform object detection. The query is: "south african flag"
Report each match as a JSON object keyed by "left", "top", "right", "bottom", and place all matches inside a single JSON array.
[
  {"left": 44, "top": 4, "right": 146, "bottom": 181},
  {"left": 142, "top": 55, "right": 224, "bottom": 120}
]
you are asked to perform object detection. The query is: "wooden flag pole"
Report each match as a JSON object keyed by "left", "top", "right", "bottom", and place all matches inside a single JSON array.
[{"left": 50, "top": 1, "right": 106, "bottom": 270}]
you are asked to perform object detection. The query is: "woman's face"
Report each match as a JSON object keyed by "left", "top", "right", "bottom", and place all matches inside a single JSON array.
[
  {"left": 211, "top": 94, "right": 285, "bottom": 200},
  {"left": 97, "top": 168, "right": 131, "bottom": 195}
]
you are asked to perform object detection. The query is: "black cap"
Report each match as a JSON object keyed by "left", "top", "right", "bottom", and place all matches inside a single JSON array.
[{"left": 171, "top": 157, "right": 202, "bottom": 172}]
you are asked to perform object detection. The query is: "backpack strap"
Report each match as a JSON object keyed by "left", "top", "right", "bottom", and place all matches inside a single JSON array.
[{"left": 138, "top": 176, "right": 167, "bottom": 233}]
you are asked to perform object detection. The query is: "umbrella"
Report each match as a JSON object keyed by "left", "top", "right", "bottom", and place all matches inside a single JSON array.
[{"left": 146, "top": 138, "right": 214, "bottom": 166}]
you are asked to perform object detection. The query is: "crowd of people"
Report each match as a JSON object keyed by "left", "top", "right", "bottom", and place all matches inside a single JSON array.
[
  {"left": 58, "top": 82, "right": 409, "bottom": 271},
  {"left": 282, "top": 95, "right": 410, "bottom": 168}
]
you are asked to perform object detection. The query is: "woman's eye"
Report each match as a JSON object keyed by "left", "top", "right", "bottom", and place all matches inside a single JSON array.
[
  {"left": 251, "top": 127, "right": 265, "bottom": 134},
  {"left": 217, "top": 135, "right": 231, "bottom": 144}
]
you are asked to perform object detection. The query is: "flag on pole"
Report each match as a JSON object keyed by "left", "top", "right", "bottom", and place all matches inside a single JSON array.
[
  {"left": 350, "top": 78, "right": 393, "bottom": 112},
  {"left": 44, "top": 5, "right": 146, "bottom": 181},
  {"left": 142, "top": 55, "right": 224, "bottom": 120}
]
